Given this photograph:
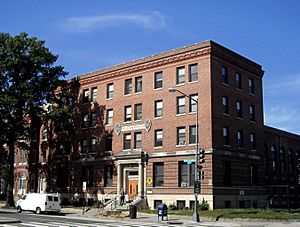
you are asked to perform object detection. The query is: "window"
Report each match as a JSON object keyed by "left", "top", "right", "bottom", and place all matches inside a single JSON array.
[
  {"left": 124, "top": 106, "right": 132, "bottom": 122},
  {"left": 288, "top": 149, "right": 294, "bottom": 172},
  {"left": 135, "top": 76, "right": 143, "bottom": 93},
  {"left": 235, "top": 73, "right": 242, "bottom": 89},
  {"left": 249, "top": 105, "right": 255, "bottom": 122},
  {"left": 248, "top": 78, "right": 254, "bottom": 94},
  {"left": 250, "top": 164, "right": 258, "bottom": 185},
  {"left": 82, "top": 113, "right": 89, "bottom": 128},
  {"left": 221, "top": 66, "right": 228, "bottom": 84},
  {"left": 42, "top": 128, "right": 47, "bottom": 141},
  {"left": 91, "top": 87, "right": 97, "bottom": 102},
  {"left": 82, "top": 89, "right": 89, "bottom": 103},
  {"left": 90, "top": 138, "right": 97, "bottom": 153},
  {"left": 80, "top": 139, "right": 88, "bottom": 153},
  {"left": 223, "top": 127, "right": 229, "bottom": 145},
  {"left": 123, "top": 133, "right": 131, "bottom": 150},
  {"left": 250, "top": 132, "right": 256, "bottom": 150},
  {"left": 30, "top": 174, "right": 35, "bottom": 192},
  {"left": 223, "top": 161, "right": 231, "bottom": 186},
  {"left": 81, "top": 167, "right": 93, "bottom": 187},
  {"left": 107, "top": 83, "right": 114, "bottom": 99},
  {"left": 153, "top": 163, "right": 164, "bottom": 187},
  {"left": 236, "top": 101, "right": 243, "bottom": 118},
  {"left": 90, "top": 112, "right": 97, "bottom": 127},
  {"left": 124, "top": 78, "right": 132, "bottom": 95},
  {"left": 104, "top": 166, "right": 113, "bottom": 187},
  {"left": 106, "top": 109, "right": 113, "bottom": 125},
  {"left": 237, "top": 130, "right": 243, "bottom": 148},
  {"left": 154, "top": 71, "right": 163, "bottom": 89},
  {"left": 177, "top": 127, "right": 186, "bottom": 145},
  {"left": 176, "top": 67, "right": 185, "bottom": 84},
  {"left": 222, "top": 96, "right": 229, "bottom": 114},
  {"left": 189, "top": 125, "right": 196, "bottom": 144},
  {"left": 19, "top": 149, "right": 26, "bottom": 164},
  {"left": 134, "top": 103, "right": 142, "bottom": 121},
  {"left": 280, "top": 147, "right": 286, "bottom": 171},
  {"left": 179, "top": 162, "right": 195, "bottom": 187},
  {"left": 134, "top": 132, "right": 142, "bottom": 149},
  {"left": 189, "top": 94, "right": 198, "bottom": 113},
  {"left": 271, "top": 145, "right": 277, "bottom": 171},
  {"left": 154, "top": 100, "right": 163, "bottom": 118},
  {"left": 106, "top": 134, "right": 113, "bottom": 151},
  {"left": 176, "top": 96, "right": 185, "bottom": 114},
  {"left": 18, "top": 174, "right": 26, "bottom": 194},
  {"left": 189, "top": 64, "right": 198, "bottom": 82},
  {"left": 154, "top": 129, "right": 163, "bottom": 147}
]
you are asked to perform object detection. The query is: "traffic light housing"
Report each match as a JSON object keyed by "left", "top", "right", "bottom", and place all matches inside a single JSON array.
[{"left": 199, "top": 149, "right": 205, "bottom": 164}]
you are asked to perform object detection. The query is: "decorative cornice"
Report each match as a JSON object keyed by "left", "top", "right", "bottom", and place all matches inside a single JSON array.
[{"left": 80, "top": 48, "right": 211, "bottom": 85}]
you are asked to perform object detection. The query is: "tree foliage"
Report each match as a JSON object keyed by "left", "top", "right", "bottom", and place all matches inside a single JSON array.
[{"left": 0, "top": 32, "right": 67, "bottom": 207}]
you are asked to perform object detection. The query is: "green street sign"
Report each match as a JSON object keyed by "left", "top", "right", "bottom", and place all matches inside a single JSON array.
[{"left": 183, "top": 159, "right": 195, "bottom": 164}]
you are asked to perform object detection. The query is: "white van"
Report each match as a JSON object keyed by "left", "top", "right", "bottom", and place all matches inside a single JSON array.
[{"left": 16, "top": 193, "right": 61, "bottom": 214}]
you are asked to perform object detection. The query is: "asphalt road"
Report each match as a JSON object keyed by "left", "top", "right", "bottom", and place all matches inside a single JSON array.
[{"left": 0, "top": 208, "right": 300, "bottom": 227}]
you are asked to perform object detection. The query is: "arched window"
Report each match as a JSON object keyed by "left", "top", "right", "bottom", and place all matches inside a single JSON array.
[
  {"left": 39, "top": 174, "right": 47, "bottom": 193},
  {"left": 280, "top": 147, "right": 286, "bottom": 171},
  {"left": 18, "top": 174, "right": 26, "bottom": 195},
  {"left": 271, "top": 145, "right": 277, "bottom": 171}
]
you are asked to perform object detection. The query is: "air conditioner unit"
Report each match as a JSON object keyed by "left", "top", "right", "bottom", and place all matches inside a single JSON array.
[
  {"left": 179, "top": 141, "right": 185, "bottom": 145},
  {"left": 181, "top": 182, "right": 188, "bottom": 187}
]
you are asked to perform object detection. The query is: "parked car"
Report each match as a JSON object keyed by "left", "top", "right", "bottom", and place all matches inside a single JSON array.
[{"left": 16, "top": 193, "right": 61, "bottom": 214}]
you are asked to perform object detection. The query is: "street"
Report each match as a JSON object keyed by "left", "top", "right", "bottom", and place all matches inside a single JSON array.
[{"left": 0, "top": 209, "right": 300, "bottom": 227}]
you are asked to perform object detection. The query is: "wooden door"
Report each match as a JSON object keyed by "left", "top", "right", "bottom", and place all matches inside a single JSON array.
[{"left": 128, "top": 178, "right": 138, "bottom": 198}]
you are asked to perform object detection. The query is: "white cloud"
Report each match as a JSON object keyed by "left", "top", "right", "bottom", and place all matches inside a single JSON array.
[
  {"left": 264, "top": 73, "right": 300, "bottom": 93},
  {"left": 61, "top": 11, "right": 166, "bottom": 32},
  {"left": 264, "top": 106, "right": 300, "bottom": 134}
]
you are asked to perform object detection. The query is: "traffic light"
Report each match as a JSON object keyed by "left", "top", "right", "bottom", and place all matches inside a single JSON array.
[
  {"left": 199, "top": 149, "right": 205, "bottom": 164},
  {"left": 197, "top": 149, "right": 205, "bottom": 173}
]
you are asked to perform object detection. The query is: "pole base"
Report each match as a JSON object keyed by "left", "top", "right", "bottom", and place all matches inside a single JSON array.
[{"left": 193, "top": 211, "right": 200, "bottom": 222}]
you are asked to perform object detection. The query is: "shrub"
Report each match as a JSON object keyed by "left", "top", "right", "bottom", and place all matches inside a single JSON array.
[{"left": 200, "top": 198, "right": 209, "bottom": 210}]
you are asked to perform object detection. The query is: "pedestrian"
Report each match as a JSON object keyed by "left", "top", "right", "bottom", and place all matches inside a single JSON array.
[{"left": 120, "top": 189, "right": 125, "bottom": 205}]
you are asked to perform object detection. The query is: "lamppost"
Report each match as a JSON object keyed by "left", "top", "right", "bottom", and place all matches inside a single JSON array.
[{"left": 168, "top": 87, "right": 200, "bottom": 222}]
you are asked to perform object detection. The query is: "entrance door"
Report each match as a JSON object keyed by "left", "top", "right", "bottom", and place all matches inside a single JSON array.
[{"left": 127, "top": 177, "right": 138, "bottom": 199}]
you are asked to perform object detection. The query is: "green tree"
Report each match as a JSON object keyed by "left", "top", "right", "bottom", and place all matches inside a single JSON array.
[{"left": 0, "top": 32, "right": 67, "bottom": 207}]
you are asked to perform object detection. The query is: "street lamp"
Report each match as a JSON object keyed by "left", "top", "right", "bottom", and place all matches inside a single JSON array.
[{"left": 168, "top": 87, "right": 200, "bottom": 222}]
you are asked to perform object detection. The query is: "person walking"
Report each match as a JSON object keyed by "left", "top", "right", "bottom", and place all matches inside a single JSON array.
[{"left": 120, "top": 189, "right": 125, "bottom": 206}]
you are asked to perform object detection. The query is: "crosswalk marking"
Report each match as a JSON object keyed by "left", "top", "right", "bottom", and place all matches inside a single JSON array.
[{"left": 0, "top": 220, "right": 203, "bottom": 227}]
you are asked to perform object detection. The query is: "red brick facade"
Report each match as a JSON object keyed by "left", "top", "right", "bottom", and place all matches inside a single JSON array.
[{"left": 11, "top": 40, "right": 300, "bottom": 209}]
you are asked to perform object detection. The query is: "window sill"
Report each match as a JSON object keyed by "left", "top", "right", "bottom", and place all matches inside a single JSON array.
[
  {"left": 154, "top": 146, "right": 163, "bottom": 149},
  {"left": 154, "top": 87, "right": 163, "bottom": 91},
  {"left": 222, "top": 83, "right": 229, "bottom": 86},
  {"left": 124, "top": 94, "right": 132, "bottom": 97},
  {"left": 223, "top": 113, "right": 230, "bottom": 116},
  {"left": 176, "top": 83, "right": 185, "bottom": 87},
  {"left": 134, "top": 119, "right": 142, "bottom": 122},
  {"left": 176, "top": 144, "right": 186, "bottom": 147},
  {"left": 154, "top": 116, "right": 163, "bottom": 120},
  {"left": 188, "top": 112, "right": 196, "bottom": 115},
  {"left": 188, "top": 80, "right": 198, "bottom": 84},
  {"left": 135, "top": 91, "right": 142, "bottom": 95},
  {"left": 123, "top": 121, "right": 132, "bottom": 124},
  {"left": 106, "top": 97, "right": 113, "bottom": 101},
  {"left": 176, "top": 113, "right": 186, "bottom": 117}
]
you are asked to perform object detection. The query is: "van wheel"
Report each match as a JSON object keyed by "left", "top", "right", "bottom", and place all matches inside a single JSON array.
[
  {"left": 36, "top": 207, "right": 41, "bottom": 214},
  {"left": 17, "top": 206, "right": 22, "bottom": 213}
]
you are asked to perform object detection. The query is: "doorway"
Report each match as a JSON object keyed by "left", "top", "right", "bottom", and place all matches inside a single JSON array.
[{"left": 127, "top": 171, "right": 138, "bottom": 199}]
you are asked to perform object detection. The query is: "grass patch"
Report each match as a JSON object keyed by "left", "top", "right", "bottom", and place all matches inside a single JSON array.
[{"left": 140, "top": 208, "right": 300, "bottom": 220}]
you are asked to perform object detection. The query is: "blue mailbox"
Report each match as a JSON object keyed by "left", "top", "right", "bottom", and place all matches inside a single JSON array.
[{"left": 157, "top": 203, "right": 168, "bottom": 221}]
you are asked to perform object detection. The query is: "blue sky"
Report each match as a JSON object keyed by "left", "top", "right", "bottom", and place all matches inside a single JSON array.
[{"left": 1, "top": 0, "right": 300, "bottom": 134}]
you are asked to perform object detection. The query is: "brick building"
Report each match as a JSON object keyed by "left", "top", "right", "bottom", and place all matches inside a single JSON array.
[{"left": 11, "top": 40, "right": 300, "bottom": 209}]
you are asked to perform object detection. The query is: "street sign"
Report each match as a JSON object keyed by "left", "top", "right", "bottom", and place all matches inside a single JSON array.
[
  {"left": 183, "top": 159, "right": 195, "bottom": 164},
  {"left": 194, "top": 181, "right": 201, "bottom": 194}
]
